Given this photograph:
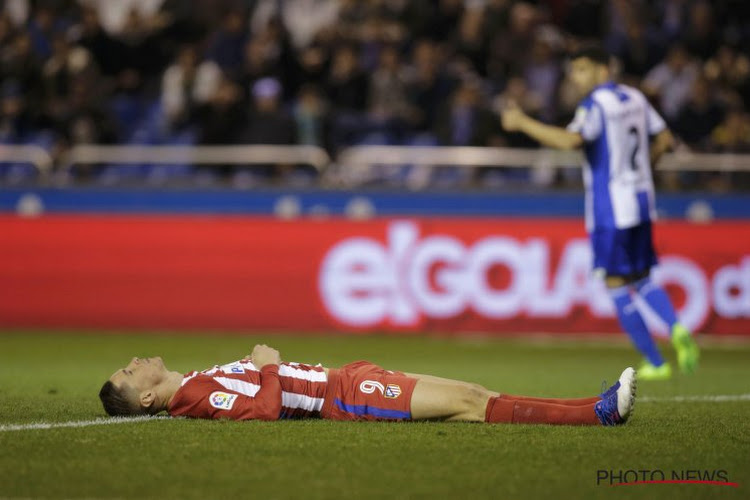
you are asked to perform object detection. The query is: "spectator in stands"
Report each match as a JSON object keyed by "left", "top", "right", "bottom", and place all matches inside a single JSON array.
[
  {"left": 251, "top": 0, "right": 339, "bottom": 50},
  {"left": 405, "top": 39, "right": 456, "bottom": 133},
  {"left": 291, "top": 33, "right": 331, "bottom": 92},
  {"left": 293, "top": 84, "right": 330, "bottom": 151},
  {"left": 560, "top": 0, "right": 604, "bottom": 39},
  {"left": 114, "top": 7, "right": 169, "bottom": 94},
  {"left": 207, "top": 8, "right": 248, "bottom": 75},
  {"left": 326, "top": 44, "right": 369, "bottom": 148},
  {"left": 26, "top": 4, "right": 55, "bottom": 59},
  {"left": 643, "top": 43, "right": 700, "bottom": 120},
  {"left": 161, "top": 44, "right": 221, "bottom": 131},
  {"left": 327, "top": 44, "right": 368, "bottom": 114},
  {"left": 1, "top": 31, "right": 43, "bottom": 101},
  {"left": 672, "top": 77, "right": 725, "bottom": 149},
  {"left": 704, "top": 44, "right": 750, "bottom": 109},
  {"left": 683, "top": 1, "right": 721, "bottom": 60},
  {"left": 711, "top": 108, "right": 750, "bottom": 153},
  {"left": 368, "top": 44, "right": 410, "bottom": 125},
  {"left": 0, "top": 13, "right": 14, "bottom": 48},
  {"left": 72, "top": 6, "right": 126, "bottom": 77},
  {"left": 434, "top": 79, "right": 500, "bottom": 148},
  {"left": 429, "top": 0, "right": 464, "bottom": 43},
  {"left": 0, "top": 80, "right": 34, "bottom": 143},
  {"left": 483, "top": 0, "right": 513, "bottom": 39},
  {"left": 240, "top": 77, "right": 295, "bottom": 146},
  {"left": 453, "top": 4, "right": 489, "bottom": 77},
  {"left": 607, "top": 17, "right": 665, "bottom": 79},
  {"left": 487, "top": 1, "right": 539, "bottom": 86},
  {"left": 52, "top": 76, "right": 118, "bottom": 147},
  {"left": 83, "top": 0, "right": 167, "bottom": 36},
  {"left": 42, "top": 33, "right": 93, "bottom": 114},
  {"left": 195, "top": 75, "right": 246, "bottom": 145},
  {"left": 237, "top": 21, "right": 292, "bottom": 101},
  {"left": 522, "top": 27, "right": 563, "bottom": 123}
]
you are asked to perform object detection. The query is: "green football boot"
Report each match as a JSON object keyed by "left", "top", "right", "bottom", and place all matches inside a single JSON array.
[
  {"left": 638, "top": 361, "right": 672, "bottom": 381},
  {"left": 671, "top": 324, "right": 699, "bottom": 374}
]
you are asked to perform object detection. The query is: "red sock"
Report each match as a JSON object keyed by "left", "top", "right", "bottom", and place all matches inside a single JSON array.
[
  {"left": 498, "top": 393, "right": 601, "bottom": 406},
  {"left": 485, "top": 397, "right": 600, "bottom": 426}
]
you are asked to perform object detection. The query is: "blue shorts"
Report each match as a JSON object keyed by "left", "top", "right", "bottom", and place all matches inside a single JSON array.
[{"left": 589, "top": 223, "right": 658, "bottom": 278}]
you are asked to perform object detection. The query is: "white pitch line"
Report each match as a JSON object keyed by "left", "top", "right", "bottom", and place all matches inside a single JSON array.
[
  {"left": 639, "top": 393, "right": 750, "bottom": 403},
  {"left": 0, "top": 415, "right": 172, "bottom": 432},
  {"left": 1, "top": 395, "right": 748, "bottom": 431}
]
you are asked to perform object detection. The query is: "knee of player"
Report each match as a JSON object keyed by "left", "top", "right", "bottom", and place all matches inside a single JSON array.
[{"left": 458, "top": 386, "right": 490, "bottom": 413}]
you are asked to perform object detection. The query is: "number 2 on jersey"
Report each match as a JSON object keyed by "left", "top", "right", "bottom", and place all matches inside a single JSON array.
[{"left": 627, "top": 126, "right": 640, "bottom": 172}]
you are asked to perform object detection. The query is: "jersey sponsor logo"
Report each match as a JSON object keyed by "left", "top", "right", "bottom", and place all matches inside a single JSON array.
[
  {"left": 209, "top": 391, "right": 238, "bottom": 410},
  {"left": 220, "top": 362, "right": 245, "bottom": 374},
  {"left": 384, "top": 384, "right": 402, "bottom": 399}
]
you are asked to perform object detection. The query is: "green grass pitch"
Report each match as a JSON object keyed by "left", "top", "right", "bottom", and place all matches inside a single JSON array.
[{"left": 1, "top": 332, "right": 748, "bottom": 500}]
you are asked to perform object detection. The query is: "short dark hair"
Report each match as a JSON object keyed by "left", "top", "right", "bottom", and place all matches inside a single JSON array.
[
  {"left": 569, "top": 45, "right": 610, "bottom": 66},
  {"left": 99, "top": 380, "right": 142, "bottom": 417}
]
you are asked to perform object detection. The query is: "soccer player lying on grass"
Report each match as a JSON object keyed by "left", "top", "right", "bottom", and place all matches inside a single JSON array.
[{"left": 100, "top": 345, "right": 636, "bottom": 426}]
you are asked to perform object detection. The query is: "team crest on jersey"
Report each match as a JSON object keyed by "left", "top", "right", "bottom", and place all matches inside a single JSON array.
[
  {"left": 209, "top": 391, "right": 237, "bottom": 410},
  {"left": 384, "top": 384, "right": 402, "bottom": 399}
]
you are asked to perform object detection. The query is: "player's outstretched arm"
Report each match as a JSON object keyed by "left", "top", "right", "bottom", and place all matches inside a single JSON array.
[
  {"left": 650, "top": 129, "right": 675, "bottom": 167},
  {"left": 501, "top": 103, "right": 583, "bottom": 150}
]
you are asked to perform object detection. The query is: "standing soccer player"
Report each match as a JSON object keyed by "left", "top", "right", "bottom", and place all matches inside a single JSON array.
[{"left": 500, "top": 46, "right": 699, "bottom": 380}]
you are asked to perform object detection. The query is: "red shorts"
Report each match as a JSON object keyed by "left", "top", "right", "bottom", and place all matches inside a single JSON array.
[{"left": 320, "top": 361, "right": 418, "bottom": 421}]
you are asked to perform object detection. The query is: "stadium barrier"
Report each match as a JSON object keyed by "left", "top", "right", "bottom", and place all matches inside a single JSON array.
[
  {"left": 336, "top": 145, "right": 750, "bottom": 171},
  {"left": 0, "top": 215, "right": 747, "bottom": 335},
  {"left": 60, "top": 144, "right": 331, "bottom": 174},
  {"left": 0, "top": 144, "right": 54, "bottom": 178},
  {"left": 3, "top": 144, "right": 750, "bottom": 185}
]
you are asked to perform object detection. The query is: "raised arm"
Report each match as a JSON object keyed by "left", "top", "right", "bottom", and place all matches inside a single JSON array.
[{"left": 501, "top": 104, "right": 584, "bottom": 150}]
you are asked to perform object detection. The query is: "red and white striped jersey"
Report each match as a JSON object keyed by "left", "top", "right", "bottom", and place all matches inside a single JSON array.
[{"left": 167, "top": 359, "right": 327, "bottom": 421}]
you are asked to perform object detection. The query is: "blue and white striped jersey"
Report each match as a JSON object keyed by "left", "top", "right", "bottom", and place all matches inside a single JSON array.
[{"left": 567, "top": 82, "right": 667, "bottom": 231}]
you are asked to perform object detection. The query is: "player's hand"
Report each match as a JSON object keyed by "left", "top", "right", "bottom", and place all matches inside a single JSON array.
[
  {"left": 250, "top": 344, "right": 281, "bottom": 368},
  {"left": 500, "top": 100, "right": 526, "bottom": 132}
]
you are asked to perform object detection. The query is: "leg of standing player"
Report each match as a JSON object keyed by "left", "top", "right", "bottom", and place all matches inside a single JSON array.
[
  {"left": 605, "top": 274, "right": 672, "bottom": 379},
  {"left": 628, "top": 224, "right": 699, "bottom": 374},
  {"left": 592, "top": 225, "right": 672, "bottom": 380}
]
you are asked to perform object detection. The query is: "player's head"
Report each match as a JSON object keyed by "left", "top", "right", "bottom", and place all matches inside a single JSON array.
[
  {"left": 568, "top": 45, "right": 611, "bottom": 95},
  {"left": 99, "top": 357, "right": 168, "bottom": 417}
]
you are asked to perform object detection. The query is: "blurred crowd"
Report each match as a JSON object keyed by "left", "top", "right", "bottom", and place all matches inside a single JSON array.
[{"left": 1, "top": 0, "right": 750, "bottom": 190}]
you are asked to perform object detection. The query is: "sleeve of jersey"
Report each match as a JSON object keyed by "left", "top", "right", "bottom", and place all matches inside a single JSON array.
[
  {"left": 566, "top": 104, "right": 602, "bottom": 142},
  {"left": 174, "top": 366, "right": 282, "bottom": 421}
]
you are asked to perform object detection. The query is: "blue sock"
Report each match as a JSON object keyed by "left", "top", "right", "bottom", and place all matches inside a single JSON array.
[
  {"left": 635, "top": 277, "right": 678, "bottom": 330},
  {"left": 610, "top": 286, "right": 665, "bottom": 366}
]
